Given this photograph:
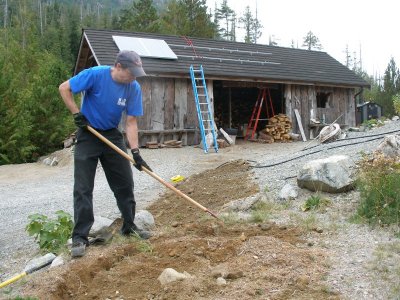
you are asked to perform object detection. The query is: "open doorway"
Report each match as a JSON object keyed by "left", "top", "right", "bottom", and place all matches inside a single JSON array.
[{"left": 213, "top": 81, "right": 284, "bottom": 137}]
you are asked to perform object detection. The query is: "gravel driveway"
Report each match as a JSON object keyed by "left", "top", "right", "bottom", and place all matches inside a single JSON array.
[{"left": 1, "top": 121, "right": 400, "bottom": 299}]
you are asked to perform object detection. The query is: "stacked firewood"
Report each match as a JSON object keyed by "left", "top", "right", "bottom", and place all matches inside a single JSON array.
[{"left": 258, "top": 114, "right": 292, "bottom": 143}]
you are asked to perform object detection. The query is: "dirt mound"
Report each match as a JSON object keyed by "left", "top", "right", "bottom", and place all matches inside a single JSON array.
[{"left": 21, "top": 160, "right": 338, "bottom": 300}]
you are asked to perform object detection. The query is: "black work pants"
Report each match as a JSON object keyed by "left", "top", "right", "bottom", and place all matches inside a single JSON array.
[{"left": 72, "top": 128, "right": 136, "bottom": 244}]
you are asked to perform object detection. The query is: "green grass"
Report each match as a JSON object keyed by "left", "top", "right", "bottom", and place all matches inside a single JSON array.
[
  {"left": 249, "top": 201, "right": 277, "bottom": 223},
  {"left": 355, "top": 155, "right": 400, "bottom": 229},
  {"left": 301, "top": 194, "right": 330, "bottom": 212}
]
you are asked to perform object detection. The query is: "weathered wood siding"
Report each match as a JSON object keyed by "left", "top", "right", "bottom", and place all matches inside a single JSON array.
[
  {"left": 136, "top": 77, "right": 199, "bottom": 146},
  {"left": 285, "top": 85, "right": 356, "bottom": 139}
]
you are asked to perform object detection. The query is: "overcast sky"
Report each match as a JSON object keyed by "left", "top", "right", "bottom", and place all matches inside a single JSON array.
[{"left": 207, "top": 0, "right": 398, "bottom": 78}]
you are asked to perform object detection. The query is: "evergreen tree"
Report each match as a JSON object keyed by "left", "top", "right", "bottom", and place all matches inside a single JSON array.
[
  {"left": 239, "top": 6, "right": 253, "bottom": 43},
  {"left": 302, "top": 31, "right": 322, "bottom": 50},
  {"left": 159, "top": 0, "right": 216, "bottom": 38},
  {"left": 374, "top": 58, "right": 400, "bottom": 117},
  {"left": 118, "top": 0, "right": 160, "bottom": 33},
  {"left": 268, "top": 35, "right": 277, "bottom": 46},
  {"left": 215, "top": 0, "right": 235, "bottom": 40}
]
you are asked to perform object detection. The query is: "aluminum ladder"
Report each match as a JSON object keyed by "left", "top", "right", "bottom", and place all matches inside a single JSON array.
[{"left": 189, "top": 65, "right": 218, "bottom": 153}]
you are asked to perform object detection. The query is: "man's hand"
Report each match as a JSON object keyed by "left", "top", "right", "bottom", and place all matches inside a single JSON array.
[
  {"left": 73, "top": 112, "right": 89, "bottom": 129},
  {"left": 131, "top": 148, "right": 152, "bottom": 171}
]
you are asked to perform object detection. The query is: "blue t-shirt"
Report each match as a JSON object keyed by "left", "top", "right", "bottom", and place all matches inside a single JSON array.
[{"left": 69, "top": 66, "right": 143, "bottom": 130}]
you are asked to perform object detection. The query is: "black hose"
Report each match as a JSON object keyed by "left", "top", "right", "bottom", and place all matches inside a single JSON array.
[
  {"left": 251, "top": 130, "right": 400, "bottom": 169},
  {"left": 302, "top": 128, "right": 400, "bottom": 152}
]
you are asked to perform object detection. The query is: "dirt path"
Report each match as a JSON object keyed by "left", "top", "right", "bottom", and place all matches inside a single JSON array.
[{"left": 21, "top": 160, "right": 336, "bottom": 300}]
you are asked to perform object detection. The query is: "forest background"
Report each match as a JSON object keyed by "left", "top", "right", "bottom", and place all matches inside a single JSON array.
[{"left": 0, "top": 0, "right": 399, "bottom": 165}]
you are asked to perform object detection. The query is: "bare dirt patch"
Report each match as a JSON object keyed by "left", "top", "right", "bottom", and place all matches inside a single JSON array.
[{"left": 21, "top": 160, "right": 338, "bottom": 300}]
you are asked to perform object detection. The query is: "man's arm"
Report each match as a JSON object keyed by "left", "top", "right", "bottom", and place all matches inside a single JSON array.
[
  {"left": 126, "top": 115, "right": 152, "bottom": 171},
  {"left": 59, "top": 80, "right": 79, "bottom": 114},
  {"left": 125, "top": 115, "right": 139, "bottom": 149}
]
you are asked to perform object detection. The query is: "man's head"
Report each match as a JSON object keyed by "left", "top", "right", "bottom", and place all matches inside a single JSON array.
[{"left": 115, "top": 50, "right": 146, "bottom": 77}]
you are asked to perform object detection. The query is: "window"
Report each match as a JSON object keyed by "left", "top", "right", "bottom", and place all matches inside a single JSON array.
[{"left": 317, "top": 92, "right": 331, "bottom": 108}]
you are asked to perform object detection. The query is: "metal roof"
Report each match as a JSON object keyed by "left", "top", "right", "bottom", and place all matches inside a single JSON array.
[{"left": 76, "top": 28, "right": 369, "bottom": 88}]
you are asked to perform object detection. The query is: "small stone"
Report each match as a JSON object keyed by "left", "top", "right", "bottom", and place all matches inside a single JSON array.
[
  {"left": 171, "top": 221, "right": 180, "bottom": 227},
  {"left": 260, "top": 223, "right": 272, "bottom": 231},
  {"left": 216, "top": 277, "right": 227, "bottom": 286},
  {"left": 313, "top": 227, "right": 323, "bottom": 233}
]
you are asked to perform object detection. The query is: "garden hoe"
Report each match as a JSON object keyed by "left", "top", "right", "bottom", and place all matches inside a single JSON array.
[
  {"left": 0, "top": 253, "right": 56, "bottom": 289},
  {"left": 87, "top": 126, "right": 221, "bottom": 222}
]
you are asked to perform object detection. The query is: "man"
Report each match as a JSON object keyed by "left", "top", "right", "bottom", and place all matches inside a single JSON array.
[{"left": 59, "top": 50, "right": 152, "bottom": 258}]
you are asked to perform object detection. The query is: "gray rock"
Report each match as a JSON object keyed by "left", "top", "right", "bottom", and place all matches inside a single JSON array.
[
  {"left": 157, "top": 268, "right": 192, "bottom": 285},
  {"left": 374, "top": 134, "right": 400, "bottom": 159},
  {"left": 24, "top": 253, "right": 56, "bottom": 272},
  {"left": 89, "top": 216, "right": 114, "bottom": 236},
  {"left": 134, "top": 210, "right": 155, "bottom": 230},
  {"left": 278, "top": 183, "right": 298, "bottom": 200},
  {"left": 50, "top": 256, "right": 64, "bottom": 268},
  {"left": 221, "top": 194, "right": 265, "bottom": 212},
  {"left": 297, "top": 155, "right": 355, "bottom": 193}
]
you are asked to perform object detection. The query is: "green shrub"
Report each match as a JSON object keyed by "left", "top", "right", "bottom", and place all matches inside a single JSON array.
[
  {"left": 26, "top": 210, "right": 73, "bottom": 254},
  {"left": 393, "top": 94, "right": 400, "bottom": 115},
  {"left": 356, "top": 155, "right": 400, "bottom": 226}
]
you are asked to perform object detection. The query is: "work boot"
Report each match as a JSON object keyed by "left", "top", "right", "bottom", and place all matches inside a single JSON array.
[
  {"left": 71, "top": 241, "right": 86, "bottom": 258},
  {"left": 121, "top": 225, "right": 152, "bottom": 240}
]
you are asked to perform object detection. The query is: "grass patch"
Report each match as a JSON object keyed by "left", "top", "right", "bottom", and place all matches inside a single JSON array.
[
  {"left": 355, "top": 155, "right": 400, "bottom": 230},
  {"left": 220, "top": 212, "right": 241, "bottom": 225},
  {"left": 301, "top": 194, "right": 330, "bottom": 212},
  {"left": 249, "top": 200, "right": 282, "bottom": 223},
  {"left": 368, "top": 241, "right": 400, "bottom": 298},
  {"left": 290, "top": 212, "right": 318, "bottom": 231}
]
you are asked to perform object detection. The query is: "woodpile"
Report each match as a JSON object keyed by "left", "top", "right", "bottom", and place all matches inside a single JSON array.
[
  {"left": 258, "top": 114, "right": 292, "bottom": 143},
  {"left": 145, "top": 140, "right": 183, "bottom": 149}
]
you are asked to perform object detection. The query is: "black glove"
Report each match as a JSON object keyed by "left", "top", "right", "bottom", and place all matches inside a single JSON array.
[
  {"left": 73, "top": 112, "right": 89, "bottom": 129},
  {"left": 131, "top": 148, "right": 152, "bottom": 172}
]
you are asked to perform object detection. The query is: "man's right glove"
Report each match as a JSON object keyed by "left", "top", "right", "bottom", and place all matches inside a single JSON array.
[
  {"left": 131, "top": 148, "right": 152, "bottom": 172},
  {"left": 73, "top": 112, "right": 89, "bottom": 129}
]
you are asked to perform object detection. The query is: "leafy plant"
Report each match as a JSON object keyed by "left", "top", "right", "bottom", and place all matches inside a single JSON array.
[
  {"left": 26, "top": 210, "right": 73, "bottom": 254},
  {"left": 302, "top": 194, "right": 330, "bottom": 211},
  {"left": 356, "top": 154, "right": 400, "bottom": 227},
  {"left": 361, "top": 118, "right": 384, "bottom": 130}
]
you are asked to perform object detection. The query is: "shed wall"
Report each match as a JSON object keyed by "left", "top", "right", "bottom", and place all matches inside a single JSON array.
[
  {"left": 136, "top": 77, "right": 200, "bottom": 146},
  {"left": 285, "top": 85, "right": 356, "bottom": 139}
]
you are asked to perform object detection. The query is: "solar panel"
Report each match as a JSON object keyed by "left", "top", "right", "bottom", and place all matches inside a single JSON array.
[{"left": 112, "top": 36, "right": 178, "bottom": 60}]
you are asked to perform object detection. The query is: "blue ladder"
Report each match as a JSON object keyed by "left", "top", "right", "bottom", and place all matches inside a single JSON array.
[{"left": 189, "top": 65, "right": 218, "bottom": 153}]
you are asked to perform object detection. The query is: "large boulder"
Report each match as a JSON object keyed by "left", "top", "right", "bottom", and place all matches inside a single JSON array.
[
  {"left": 297, "top": 155, "right": 355, "bottom": 193},
  {"left": 374, "top": 134, "right": 400, "bottom": 159}
]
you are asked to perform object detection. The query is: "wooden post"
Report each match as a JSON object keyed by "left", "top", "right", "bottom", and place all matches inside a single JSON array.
[{"left": 294, "top": 109, "right": 307, "bottom": 141}]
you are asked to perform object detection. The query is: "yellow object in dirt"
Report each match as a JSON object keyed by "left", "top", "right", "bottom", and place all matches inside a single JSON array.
[{"left": 171, "top": 175, "right": 184, "bottom": 183}]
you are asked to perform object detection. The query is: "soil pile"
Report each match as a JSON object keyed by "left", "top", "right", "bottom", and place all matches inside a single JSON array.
[{"left": 21, "top": 160, "right": 337, "bottom": 300}]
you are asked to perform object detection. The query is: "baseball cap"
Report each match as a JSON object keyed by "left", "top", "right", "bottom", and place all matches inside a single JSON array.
[{"left": 115, "top": 50, "right": 146, "bottom": 77}]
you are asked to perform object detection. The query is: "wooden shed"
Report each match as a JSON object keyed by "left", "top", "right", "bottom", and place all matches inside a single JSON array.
[{"left": 74, "top": 28, "right": 369, "bottom": 145}]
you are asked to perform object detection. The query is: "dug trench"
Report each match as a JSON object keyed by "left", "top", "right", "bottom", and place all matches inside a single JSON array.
[{"left": 21, "top": 160, "right": 338, "bottom": 300}]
